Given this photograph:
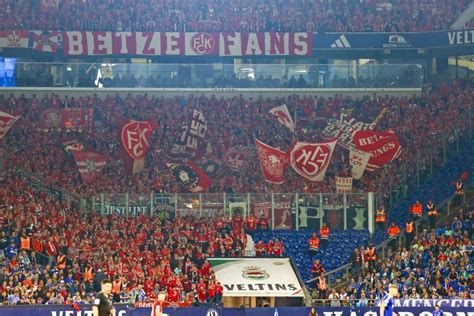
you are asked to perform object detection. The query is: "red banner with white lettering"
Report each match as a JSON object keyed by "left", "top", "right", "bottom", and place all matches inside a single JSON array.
[
  {"left": 289, "top": 140, "right": 337, "bottom": 182},
  {"left": 120, "top": 120, "right": 156, "bottom": 174},
  {"left": 352, "top": 131, "right": 402, "bottom": 171},
  {"left": 255, "top": 139, "right": 289, "bottom": 184},
  {"left": 62, "top": 32, "right": 312, "bottom": 56}
]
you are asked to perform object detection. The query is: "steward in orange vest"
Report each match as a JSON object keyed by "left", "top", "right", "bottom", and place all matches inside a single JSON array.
[
  {"left": 317, "top": 275, "right": 327, "bottom": 299},
  {"left": 319, "top": 224, "right": 330, "bottom": 247},
  {"left": 387, "top": 222, "right": 401, "bottom": 248},
  {"left": 56, "top": 253, "right": 66, "bottom": 270},
  {"left": 411, "top": 201, "right": 423, "bottom": 218},
  {"left": 405, "top": 221, "right": 415, "bottom": 248},
  {"left": 427, "top": 200, "right": 438, "bottom": 229},
  {"left": 309, "top": 233, "right": 320, "bottom": 256},
  {"left": 20, "top": 234, "right": 31, "bottom": 252},
  {"left": 112, "top": 277, "right": 123, "bottom": 302},
  {"left": 375, "top": 207, "right": 387, "bottom": 230},
  {"left": 84, "top": 266, "right": 94, "bottom": 282}
]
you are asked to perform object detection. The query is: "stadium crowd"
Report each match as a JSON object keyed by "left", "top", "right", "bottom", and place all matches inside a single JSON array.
[
  {"left": 0, "top": 78, "right": 472, "bottom": 200},
  {"left": 0, "top": 177, "right": 285, "bottom": 305},
  {"left": 0, "top": 0, "right": 470, "bottom": 33},
  {"left": 313, "top": 214, "right": 474, "bottom": 306}
]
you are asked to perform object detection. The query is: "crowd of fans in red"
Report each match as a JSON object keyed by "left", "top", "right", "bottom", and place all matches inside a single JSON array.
[
  {"left": 0, "top": 0, "right": 470, "bottom": 32},
  {"left": 0, "top": 79, "right": 472, "bottom": 200},
  {"left": 0, "top": 177, "right": 284, "bottom": 305}
]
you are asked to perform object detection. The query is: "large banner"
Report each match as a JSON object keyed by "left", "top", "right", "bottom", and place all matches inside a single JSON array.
[
  {"left": 169, "top": 109, "right": 208, "bottom": 160},
  {"left": 0, "top": 111, "right": 20, "bottom": 139},
  {"left": 255, "top": 139, "right": 289, "bottom": 184},
  {"left": 39, "top": 108, "right": 93, "bottom": 132},
  {"left": 207, "top": 258, "right": 304, "bottom": 297},
  {"left": 62, "top": 32, "right": 312, "bottom": 56},
  {"left": 322, "top": 114, "right": 376, "bottom": 148},
  {"left": 120, "top": 120, "right": 155, "bottom": 174},
  {"left": 352, "top": 130, "right": 402, "bottom": 171},
  {"left": 313, "top": 28, "right": 474, "bottom": 49},
  {"left": 289, "top": 140, "right": 337, "bottom": 182},
  {"left": 73, "top": 151, "right": 107, "bottom": 184}
]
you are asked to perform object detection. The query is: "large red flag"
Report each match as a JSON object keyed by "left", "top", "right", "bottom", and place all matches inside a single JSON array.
[
  {"left": 0, "top": 111, "right": 20, "bottom": 139},
  {"left": 255, "top": 138, "right": 289, "bottom": 184},
  {"left": 120, "top": 120, "right": 156, "bottom": 174},
  {"left": 73, "top": 151, "right": 107, "bottom": 184},
  {"left": 289, "top": 139, "right": 337, "bottom": 182},
  {"left": 352, "top": 131, "right": 401, "bottom": 171}
]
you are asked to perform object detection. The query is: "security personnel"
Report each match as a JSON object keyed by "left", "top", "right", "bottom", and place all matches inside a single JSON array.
[
  {"left": 317, "top": 275, "right": 327, "bottom": 299},
  {"left": 366, "top": 243, "right": 376, "bottom": 270},
  {"left": 56, "top": 252, "right": 66, "bottom": 270},
  {"left": 387, "top": 222, "right": 401, "bottom": 248},
  {"left": 309, "top": 233, "right": 320, "bottom": 257},
  {"left": 410, "top": 201, "right": 423, "bottom": 220},
  {"left": 405, "top": 220, "right": 415, "bottom": 248},
  {"left": 20, "top": 233, "right": 31, "bottom": 252},
  {"left": 319, "top": 224, "right": 330, "bottom": 247},
  {"left": 426, "top": 200, "right": 438, "bottom": 229},
  {"left": 375, "top": 206, "right": 387, "bottom": 230},
  {"left": 84, "top": 265, "right": 94, "bottom": 282}
]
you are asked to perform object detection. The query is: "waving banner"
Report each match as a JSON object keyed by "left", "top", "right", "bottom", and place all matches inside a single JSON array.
[
  {"left": 269, "top": 104, "right": 295, "bottom": 132},
  {"left": 224, "top": 145, "right": 255, "bottom": 171},
  {"left": 73, "top": 151, "right": 107, "bottom": 184},
  {"left": 322, "top": 114, "right": 376, "bottom": 148},
  {"left": 289, "top": 139, "right": 337, "bottom": 182},
  {"left": 255, "top": 139, "right": 289, "bottom": 184},
  {"left": 349, "top": 146, "right": 371, "bottom": 179},
  {"left": 352, "top": 130, "right": 402, "bottom": 171},
  {"left": 167, "top": 162, "right": 212, "bottom": 193},
  {"left": 0, "top": 111, "right": 20, "bottom": 139},
  {"left": 335, "top": 176, "right": 353, "bottom": 193},
  {"left": 169, "top": 109, "right": 208, "bottom": 160},
  {"left": 121, "top": 120, "right": 155, "bottom": 174}
]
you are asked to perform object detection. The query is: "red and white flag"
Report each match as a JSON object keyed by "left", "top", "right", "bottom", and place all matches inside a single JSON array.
[
  {"left": 335, "top": 176, "right": 353, "bottom": 193},
  {"left": 349, "top": 146, "right": 371, "bottom": 179},
  {"left": 289, "top": 139, "right": 337, "bottom": 182},
  {"left": 255, "top": 138, "right": 289, "bottom": 184},
  {"left": 0, "top": 111, "right": 20, "bottom": 139},
  {"left": 269, "top": 104, "right": 295, "bottom": 132},
  {"left": 30, "top": 31, "right": 58, "bottom": 53},
  {"left": 0, "top": 30, "right": 29, "bottom": 48},
  {"left": 352, "top": 131, "right": 401, "bottom": 171},
  {"left": 120, "top": 120, "right": 157, "bottom": 174},
  {"left": 73, "top": 151, "right": 107, "bottom": 184}
]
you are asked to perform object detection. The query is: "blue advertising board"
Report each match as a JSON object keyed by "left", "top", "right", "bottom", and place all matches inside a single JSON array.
[
  {"left": 313, "top": 28, "right": 474, "bottom": 49},
  {"left": 1, "top": 300, "right": 473, "bottom": 316}
]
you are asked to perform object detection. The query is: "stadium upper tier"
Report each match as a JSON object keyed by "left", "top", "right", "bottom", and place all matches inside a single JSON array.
[
  {"left": 0, "top": 79, "right": 472, "bottom": 197},
  {"left": 0, "top": 0, "right": 471, "bottom": 33}
]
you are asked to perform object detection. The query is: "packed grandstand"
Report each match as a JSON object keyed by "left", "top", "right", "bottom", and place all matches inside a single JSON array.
[{"left": 0, "top": 0, "right": 474, "bottom": 315}]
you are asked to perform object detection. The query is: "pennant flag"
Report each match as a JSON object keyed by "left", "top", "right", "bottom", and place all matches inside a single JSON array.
[
  {"left": 289, "top": 139, "right": 337, "bottom": 182},
  {"left": 269, "top": 104, "right": 295, "bottom": 132},
  {"left": 0, "top": 30, "right": 29, "bottom": 48},
  {"left": 61, "top": 139, "right": 84, "bottom": 155},
  {"left": 255, "top": 138, "right": 289, "bottom": 184},
  {"left": 224, "top": 145, "right": 255, "bottom": 171},
  {"left": 335, "top": 176, "right": 353, "bottom": 193},
  {"left": 29, "top": 31, "right": 58, "bottom": 53},
  {"left": 167, "top": 162, "right": 212, "bottom": 193},
  {"left": 0, "top": 111, "right": 20, "bottom": 139},
  {"left": 120, "top": 120, "right": 156, "bottom": 174},
  {"left": 73, "top": 151, "right": 107, "bottom": 184},
  {"left": 352, "top": 131, "right": 401, "bottom": 171},
  {"left": 349, "top": 146, "right": 371, "bottom": 179}
]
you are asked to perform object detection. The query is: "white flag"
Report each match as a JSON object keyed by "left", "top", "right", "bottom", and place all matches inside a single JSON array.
[
  {"left": 335, "top": 176, "right": 353, "bottom": 193},
  {"left": 269, "top": 104, "right": 295, "bottom": 132},
  {"left": 349, "top": 146, "right": 371, "bottom": 180},
  {"left": 0, "top": 111, "right": 20, "bottom": 139}
]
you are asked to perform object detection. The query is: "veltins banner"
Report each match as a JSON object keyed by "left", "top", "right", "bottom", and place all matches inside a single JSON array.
[{"left": 207, "top": 258, "right": 304, "bottom": 297}]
